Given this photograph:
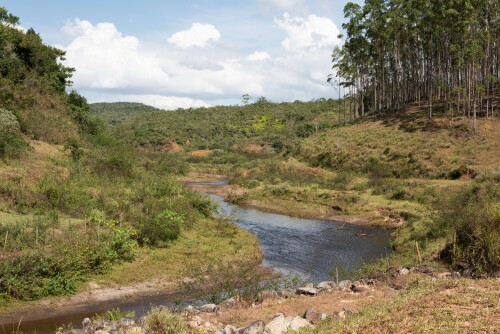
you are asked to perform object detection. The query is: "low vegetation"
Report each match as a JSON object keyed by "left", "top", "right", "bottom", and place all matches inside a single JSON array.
[
  {"left": 303, "top": 277, "right": 500, "bottom": 333},
  {"left": 143, "top": 307, "right": 187, "bottom": 334},
  {"left": 0, "top": 6, "right": 261, "bottom": 311}
]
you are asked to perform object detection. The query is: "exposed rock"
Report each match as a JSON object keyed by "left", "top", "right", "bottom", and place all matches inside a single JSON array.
[
  {"left": 82, "top": 318, "right": 92, "bottom": 333},
  {"left": 200, "top": 303, "right": 219, "bottom": 312},
  {"left": 94, "top": 320, "right": 118, "bottom": 331},
  {"left": 361, "top": 278, "right": 376, "bottom": 285},
  {"left": 237, "top": 320, "right": 265, "bottom": 334},
  {"left": 304, "top": 282, "right": 314, "bottom": 288},
  {"left": 398, "top": 268, "right": 410, "bottom": 276},
  {"left": 296, "top": 287, "right": 319, "bottom": 296},
  {"left": 221, "top": 296, "right": 240, "bottom": 308},
  {"left": 304, "top": 308, "right": 322, "bottom": 325},
  {"left": 337, "top": 280, "right": 352, "bottom": 291},
  {"left": 264, "top": 313, "right": 288, "bottom": 334},
  {"left": 277, "top": 289, "right": 295, "bottom": 298},
  {"left": 219, "top": 325, "right": 238, "bottom": 334},
  {"left": 118, "top": 318, "right": 135, "bottom": 327},
  {"left": 289, "top": 316, "right": 313, "bottom": 331},
  {"left": 316, "top": 281, "right": 336, "bottom": 290}
]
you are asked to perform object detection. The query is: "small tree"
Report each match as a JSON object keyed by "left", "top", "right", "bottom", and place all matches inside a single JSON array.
[{"left": 242, "top": 94, "right": 251, "bottom": 105}]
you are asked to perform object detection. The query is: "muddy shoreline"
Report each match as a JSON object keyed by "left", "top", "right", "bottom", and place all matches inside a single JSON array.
[{"left": 0, "top": 280, "right": 182, "bottom": 325}]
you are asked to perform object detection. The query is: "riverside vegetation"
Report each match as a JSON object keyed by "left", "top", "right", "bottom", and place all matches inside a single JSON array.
[
  {"left": 1, "top": 1, "right": 499, "bottom": 333},
  {"left": 0, "top": 6, "right": 260, "bottom": 314}
]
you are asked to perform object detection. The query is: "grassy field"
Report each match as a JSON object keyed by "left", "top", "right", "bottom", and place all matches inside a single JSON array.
[
  {"left": 302, "top": 277, "right": 500, "bottom": 333},
  {"left": 98, "top": 217, "right": 261, "bottom": 286}
]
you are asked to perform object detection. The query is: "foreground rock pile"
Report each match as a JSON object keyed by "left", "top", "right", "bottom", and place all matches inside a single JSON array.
[{"left": 59, "top": 279, "right": 368, "bottom": 334}]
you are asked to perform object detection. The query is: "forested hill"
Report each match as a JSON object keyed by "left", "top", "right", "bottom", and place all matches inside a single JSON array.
[
  {"left": 0, "top": 7, "right": 102, "bottom": 157},
  {"left": 90, "top": 99, "right": 342, "bottom": 154}
]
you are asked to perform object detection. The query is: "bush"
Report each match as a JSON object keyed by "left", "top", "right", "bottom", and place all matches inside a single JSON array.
[
  {"left": 436, "top": 173, "right": 500, "bottom": 275},
  {"left": 139, "top": 210, "right": 185, "bottom": 247},
  {"left": 0, "top": 108, "right": 25, "bottom": 159},
  {"left": 143, "top": 307, "right": 187, "bottom": 334}
]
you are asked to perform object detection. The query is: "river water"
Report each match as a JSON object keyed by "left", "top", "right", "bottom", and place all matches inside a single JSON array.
[
  {"left": 3, "top": 181, "right": 391, "bottom": 333},
  {"left": 210, "top": 193, "right": 391, "bottom": 283}
]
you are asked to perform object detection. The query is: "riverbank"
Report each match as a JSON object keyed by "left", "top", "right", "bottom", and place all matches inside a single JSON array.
[
  {"left": 0, "top": 217, "right": 262, "bottom": 329},
  {"left": 49, "top": 270, "right": 500, "bottom": 334},
  {"left": 197, "top": 271, "right": 500, "bottom": 334},
  {"left": 182, "top": 173, "right": 405, "bottom": 228}
]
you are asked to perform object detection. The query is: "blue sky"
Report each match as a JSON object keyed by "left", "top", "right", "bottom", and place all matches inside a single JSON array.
[{"left": 2, "top": 0, "right": 362, "bottom": 109}]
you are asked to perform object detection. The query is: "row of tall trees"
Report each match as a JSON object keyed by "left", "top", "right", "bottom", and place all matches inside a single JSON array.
[{"left": 330, "top": 0, "right": 499, "bottom": 128}]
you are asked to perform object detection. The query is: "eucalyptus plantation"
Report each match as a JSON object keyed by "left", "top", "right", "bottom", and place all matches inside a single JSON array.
[{"left": 330, "top": 0, "right": 500, "bottom": 127}]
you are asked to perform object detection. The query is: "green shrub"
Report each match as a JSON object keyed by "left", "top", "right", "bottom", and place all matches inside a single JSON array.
[
  {"left": 436, "top": 173, "right": 500, "bottom": 274},
  {"left": 94, "top": 308, "right": 135, "bottom": 321},
  {"left": 0, "top": 108, "right": 26, "bottom": 160},
  {"left": 188, "top": 192, "right": 216, "bottom": 217},
  {"left": 143, "top": 307, "right": 187, "bottom": 334},
  {"left": 139, "top": 209, "right": 185, "bottom": 247}
]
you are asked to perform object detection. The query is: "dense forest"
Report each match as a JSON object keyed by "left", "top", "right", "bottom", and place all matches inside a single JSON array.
[{"left": 330, "top": 0, "right": 499, "bottom": 127}]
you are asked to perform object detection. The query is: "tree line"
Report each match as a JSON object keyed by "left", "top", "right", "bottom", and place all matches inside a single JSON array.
[{"left": 330, "top": 0, "right": 499, "bottom": 128}]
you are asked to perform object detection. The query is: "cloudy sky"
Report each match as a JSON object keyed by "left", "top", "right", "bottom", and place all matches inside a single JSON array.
[{"left": 3, "top": 0, "right": 361, "bottom": 109}]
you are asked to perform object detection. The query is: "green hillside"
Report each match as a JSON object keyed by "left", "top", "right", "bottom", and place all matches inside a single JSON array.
[
  {"left": 0, "top": 7, "right": 259, "bottom": 309},
  {"left": 90, "top": 99, "right": 343, "bottom": 154}
]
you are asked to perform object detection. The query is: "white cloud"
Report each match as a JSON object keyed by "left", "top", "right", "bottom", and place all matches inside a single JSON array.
[
  {"left": 168, "top": 23, "right": 221, "bottom": 48},
  {"left": 15, "top": 25, "right": 27, "bottom": 33},
  {"left": 275, "top": 13, "right": 342, "bottom": 52},
  {"left": 60, "top": 14, "right": 342, "bottom": 109},
  {"left": 62, "top": 19, "right": 169, "bottom": 89},
  {"left": 247, "top": 51, "right": 271, "bottom": 61}
]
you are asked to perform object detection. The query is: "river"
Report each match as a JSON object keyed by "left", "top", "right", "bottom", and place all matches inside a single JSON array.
[{"left": 3, "top": 181, "right": 391, "bottom": 333}]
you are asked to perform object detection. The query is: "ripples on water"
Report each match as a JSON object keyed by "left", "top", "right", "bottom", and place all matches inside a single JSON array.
[{"left": 210, "top": 193, "right": 391, "bottom": 283}]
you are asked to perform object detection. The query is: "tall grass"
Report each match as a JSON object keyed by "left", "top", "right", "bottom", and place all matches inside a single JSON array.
[{"left": 436, "top": 172, "right": 500, "bottom": 275}]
